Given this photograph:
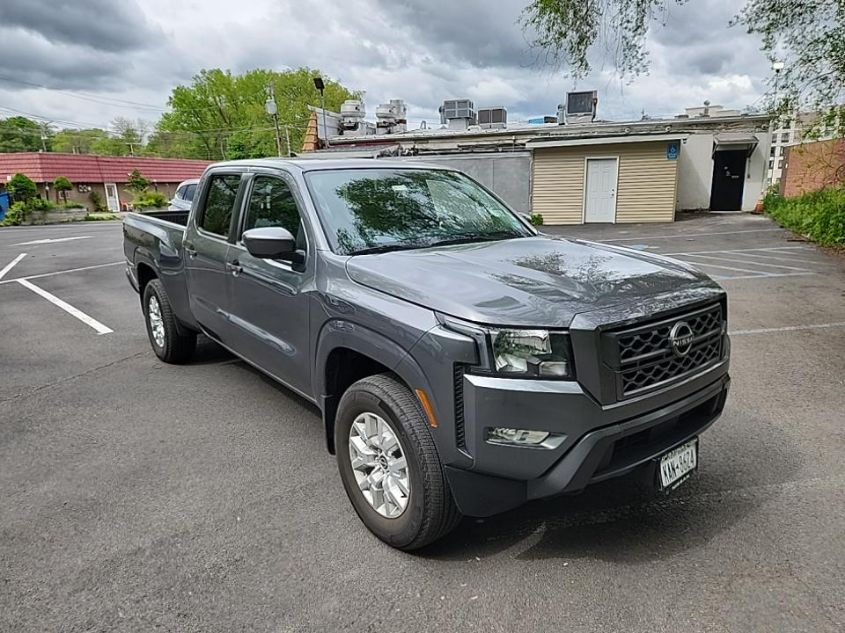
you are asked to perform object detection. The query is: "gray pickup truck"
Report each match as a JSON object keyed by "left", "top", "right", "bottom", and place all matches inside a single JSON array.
[{"left": 124, "top": 158, "right": 730, "bottom": 550}]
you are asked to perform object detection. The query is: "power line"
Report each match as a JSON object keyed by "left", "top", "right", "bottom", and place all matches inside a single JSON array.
[{"left": 0, "top": 74, "right": 171, "bottom": 112}]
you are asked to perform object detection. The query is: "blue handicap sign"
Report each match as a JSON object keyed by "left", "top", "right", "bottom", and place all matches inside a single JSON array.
[{"left": 667, "top": 142, "right": 680, "bottom": 160}]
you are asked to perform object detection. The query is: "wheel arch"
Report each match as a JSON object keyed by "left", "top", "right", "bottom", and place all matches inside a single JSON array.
[{"left": 315, "top": 321, "right": 433, "bottom": 455}]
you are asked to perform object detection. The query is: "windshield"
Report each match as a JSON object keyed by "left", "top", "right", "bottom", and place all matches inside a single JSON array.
[{"left": 304, "top": 168, "right": 534, "bottom": 255}]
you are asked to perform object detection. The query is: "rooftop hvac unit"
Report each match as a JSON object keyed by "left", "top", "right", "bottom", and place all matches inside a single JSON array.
[
  {"left": 557, "top": 90, "right": 598, "bottom": 125},
  {"left": 477, "top": 107, "right": 507, "bottom": 129},
  {"left": 339, "top": 99, "right": 366, "bottom": 132},
  {"left": 439, "top": 99, "right": 476, "bottom": 129},
  {"left": 375, "top": 99, "right": 407, "bottom": 135}
]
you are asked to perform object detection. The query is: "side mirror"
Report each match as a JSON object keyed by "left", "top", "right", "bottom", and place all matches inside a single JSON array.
[{"left": 243, "top": 226, "right": 296, "bottom": 260}]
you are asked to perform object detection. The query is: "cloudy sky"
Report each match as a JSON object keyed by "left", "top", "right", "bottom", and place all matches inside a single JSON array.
[{"left": 0, "top": 0, "right": 773, "bottom": 134}]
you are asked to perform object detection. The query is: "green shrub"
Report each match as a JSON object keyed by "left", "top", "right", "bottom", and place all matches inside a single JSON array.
[
  {"left": 134, "top": 191, "right": 168, "bottom": 209},
  {"left": 89, "top": 190, "right": 107, "bottom": 213},
  {"left": 59, "top": 201, "right": 86, "bottom": 209},
  {"left": 7, "top": 173, "right": 37, "bottom": 202},
  {"left": 530, "top": 212, "right": 544, "bottom": 226},
  {"left": 53, "top": 176, "right": 73, "bottom": 203},
  {"left": 1, "top": 201, "right": 26, "bottom": 226},
  {"left": 766, "top": 186, "right": 845, "bottom": 246}
]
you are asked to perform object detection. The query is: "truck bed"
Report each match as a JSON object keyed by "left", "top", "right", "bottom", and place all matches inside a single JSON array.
[
  {"left": 123, "top": 211, "right": 196, "bottom": 330},
  {"left": 137, "top": 209, "right": 190, "bottom": 225}
]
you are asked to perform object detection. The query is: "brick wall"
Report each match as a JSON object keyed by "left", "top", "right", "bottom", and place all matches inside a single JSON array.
[
  {"left": 780, "top": 138, "right": 845, "bottom": 197},
  {"left": 35, "top": 181, "right": 181, "bottom": 211}
]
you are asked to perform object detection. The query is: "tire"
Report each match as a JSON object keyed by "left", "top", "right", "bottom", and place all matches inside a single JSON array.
[
  {"left": 142, "top": 279, "right": 196, "bottom": 364},
  {"left": 335, "top": 373, "right": 462, "bottom": 551}
]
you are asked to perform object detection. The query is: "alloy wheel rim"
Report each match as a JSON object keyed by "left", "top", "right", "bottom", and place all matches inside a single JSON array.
[
  {"left": 148, "top": 296, "right": 165, "bottom": 348},
  {"left": 348, "top": 411, "right": 410, "bottom": 518}
]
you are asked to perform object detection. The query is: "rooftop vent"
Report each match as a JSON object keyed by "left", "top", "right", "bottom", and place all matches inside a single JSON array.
[
  {"left": 439, "top": 99, "right": 476, "bottom": 130},
  {"left": 557, "top": 90, "right": 598, "bottom": 125},
  {"left": 375, "top": 99, "right": 408, "bottom": 135},
  {"left": 477, "top": 107, "right": 507, "bottom": 129},
  {"left": 339, "top": 100, "right": 374, "bottom": 135}
]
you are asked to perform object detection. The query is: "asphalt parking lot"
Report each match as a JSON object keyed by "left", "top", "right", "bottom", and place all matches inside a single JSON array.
[{"left": 1, "top": 213, "right": 843, "bottom": 632}]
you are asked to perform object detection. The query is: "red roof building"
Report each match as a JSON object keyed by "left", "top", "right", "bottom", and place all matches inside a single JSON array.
[{"left": 0, "top": 152, "right": 211, "bottom": 212}]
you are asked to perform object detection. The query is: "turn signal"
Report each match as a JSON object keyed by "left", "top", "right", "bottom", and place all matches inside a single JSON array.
[{"left": 415, "top": 389, "right": 439, "bottom": 428}]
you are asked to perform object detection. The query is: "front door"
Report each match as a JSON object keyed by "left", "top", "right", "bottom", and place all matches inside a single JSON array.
[
  {"left": 226, "top": 173, "right": 311, "bottom": 395},
  {"left": 584, "top": 158, "right": 618, "bottom": 223},
  {"left": 710, "top": 150, "right": 746, "bottom": 211},
  {"left": 184, "top": 172, "right": 243, "bottom": 345},
  {"left": 104, "top": 183, "right": 120, "bottom": 212}
]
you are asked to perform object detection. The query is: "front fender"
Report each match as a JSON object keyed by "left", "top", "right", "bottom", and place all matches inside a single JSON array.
[{"left": 314, "top": 319, "right": 436, "bottom": 454}]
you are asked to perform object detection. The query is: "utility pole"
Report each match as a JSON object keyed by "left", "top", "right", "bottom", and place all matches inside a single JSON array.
[
  {"left": 265, "top": 85, "right": 283, "bottom": 157},
  {"left": 284, "top": 125, "right": 292, "bottom": 156}
]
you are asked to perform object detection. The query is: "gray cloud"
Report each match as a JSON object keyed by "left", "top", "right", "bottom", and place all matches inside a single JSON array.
[
  {"left": 0, "top": 0, "right": 770, "bottom": 131},
  {"left": 2, "top": 0, "right": 159, "bottom": 52}
]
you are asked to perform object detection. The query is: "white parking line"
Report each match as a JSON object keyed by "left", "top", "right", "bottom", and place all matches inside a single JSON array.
[
  {"left": 0, "top": 253, "right": 27, "bottom": 280},
  {"left": 730, "top": 322, "right": 845, "bottom": 336},
  {"left": 661, "top": 246, "right": 810, "bottom": 256},
  {"left": 714, "top": 272, "right": 815, "bottom": 281},
  {"left": 0, "top": 261, "right": 123, "bottom": 286},
  {"left": 602, "top": 228, "right": 785, "bottom": 242},
  {"left": 681, "top": 253, "right": 811, "bottom": 272},
  {"left": 679, "top": 260, "right": 776, "bottom": 275},
  {"left": 721, "top": 251, "right": 822, "bottom": 265},
  {"left": 16, "top": 278, "right": 113, "bottom": 335},
  {"left": 13, "top": 235, "right": 92, "bottom": 246}
]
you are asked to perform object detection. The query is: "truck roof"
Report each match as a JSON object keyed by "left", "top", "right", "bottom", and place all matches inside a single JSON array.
[{"left": 205, "top": 157, "right": 458, "bottom": 173}]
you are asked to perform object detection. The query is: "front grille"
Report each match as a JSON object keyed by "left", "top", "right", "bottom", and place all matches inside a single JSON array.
[
  {"left": 609, "top": 304, "right": 724, "bottom": 398},
  {"left": 453, "top": 365, "right": 466, "bottom": 449}
]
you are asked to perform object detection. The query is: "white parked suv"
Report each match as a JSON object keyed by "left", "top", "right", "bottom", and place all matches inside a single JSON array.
[{"left": 168, "top": 179, "right": 199, "bottom": 211}]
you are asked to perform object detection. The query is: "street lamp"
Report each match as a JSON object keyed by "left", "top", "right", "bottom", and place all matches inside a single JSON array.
[
  {"left": 313, "top": 76, "right": 329, "bottom": 148},
  {"left": 265, "top": 86, "right": 283, "bottom": 157}
]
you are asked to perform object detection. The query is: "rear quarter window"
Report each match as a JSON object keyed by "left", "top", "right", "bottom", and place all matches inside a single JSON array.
[{"left": 198, "top": 175, "right": 241, "bottom": 237}]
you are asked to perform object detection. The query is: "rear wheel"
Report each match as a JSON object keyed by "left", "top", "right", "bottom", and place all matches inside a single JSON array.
[
  {"left": 335, "top": 374, "right": 461, "bottom": 550},
  {"left": 142, "top": 279, "right": 196, "bottom": 364}
]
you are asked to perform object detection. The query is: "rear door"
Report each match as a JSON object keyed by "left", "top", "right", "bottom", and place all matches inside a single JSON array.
[
  {"left": 225, "top": 171, "right": 313, "bottom": 396},
  {"left": 184, "top": 172, "right": 245, "bottom": 344}
]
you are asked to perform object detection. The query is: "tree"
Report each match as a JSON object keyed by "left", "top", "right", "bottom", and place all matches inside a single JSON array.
[
  {"left": 126, "top": 169, "right": 150, "bottom": 195},
  {"left": 154, "top": 67, "right": 360, "bottom": 159},
  {"left": 7, "top": 173, "right": 38, "bottom": 202},
  {"left": 521, "top": 0, "right": 845, "bottom": 136},
  {"left": 52, "top": 128, "right": 111, "bottom": 154},
  {"left": 0, "top": 116, "right": 48, "bottom": 152},
  {"left": 53, "top": 176, "right": 73, "bottom": 203}
]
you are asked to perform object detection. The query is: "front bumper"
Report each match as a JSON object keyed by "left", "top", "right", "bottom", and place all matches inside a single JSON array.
[{"left": 444, "top": 367, "right": 730, "bottom": 517}]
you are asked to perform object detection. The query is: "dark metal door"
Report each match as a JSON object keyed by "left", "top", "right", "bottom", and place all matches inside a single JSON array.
[
  {"left": 225, "top": 173, "right": 312, "bottom": 396},
  {"left": 709, "top": 150, "right": 746, "bottom": 211}
]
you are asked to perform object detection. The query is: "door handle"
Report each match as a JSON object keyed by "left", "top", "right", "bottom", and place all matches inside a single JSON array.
[
  {"left": 227, "top": 259, "right": 243, "bottom": 277},
  {"left": 184, "top": 242, "right": 197, "bottom": 258}
]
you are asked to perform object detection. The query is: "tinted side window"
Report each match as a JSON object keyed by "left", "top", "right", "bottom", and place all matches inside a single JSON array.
[
  {"left": 174, "top": 185, "right": 185, "bottom": 199},
  {"left": 184, "top": 184, "right": 197, "bottom": 202},
  {"left": 243, "top": 176, "right": 301, "bottom": 237},
  {"left": 199, "top": 175, "right": 241, "bottom": 237}
]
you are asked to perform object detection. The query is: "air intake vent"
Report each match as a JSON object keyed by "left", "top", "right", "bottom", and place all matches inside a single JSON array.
[
  {"left": 477, "top": 107, "right": 507, "bottom": 129},
  {"left": 439, "top": 99, "right": 476, "bottom": 130}
]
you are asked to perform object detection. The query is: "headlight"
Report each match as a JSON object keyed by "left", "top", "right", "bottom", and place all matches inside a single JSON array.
[{"left": 491, "top": 329, "right": 573, "bottom": 379}]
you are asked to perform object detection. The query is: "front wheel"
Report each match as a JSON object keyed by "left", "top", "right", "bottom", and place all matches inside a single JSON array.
[
  {"left": 142, "top": 279, "right": 196, "bottom": 364},
  {"left": 335, "top": 374, "right": 461, "bottom": 550}
]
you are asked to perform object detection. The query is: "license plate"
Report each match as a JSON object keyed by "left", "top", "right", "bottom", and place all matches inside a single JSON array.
[{"left": 658, "top": 439, "right": 698, "bottom": 490}]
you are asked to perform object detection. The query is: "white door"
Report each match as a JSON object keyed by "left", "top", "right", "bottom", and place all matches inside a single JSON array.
[
  {"left": 584, "top": 158, "right": 618, "bottom": 223},
  {"left": 104, "top": 183, "right": 120, "bottom": 212}
]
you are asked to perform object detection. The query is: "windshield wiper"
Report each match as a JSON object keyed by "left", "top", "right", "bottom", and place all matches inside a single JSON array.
[
  {"left": 348, "top": 243, "right": 424, "bottom": 255},
  {"left": 426, "top": 231, "right": 521, "bottom": 248}
]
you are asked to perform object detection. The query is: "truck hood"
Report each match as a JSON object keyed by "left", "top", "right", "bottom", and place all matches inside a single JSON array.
[{"left": 345, "top": 235, "right": 718, "bottom": 327}]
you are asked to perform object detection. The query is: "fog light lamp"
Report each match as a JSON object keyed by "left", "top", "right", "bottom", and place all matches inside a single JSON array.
[{"left": 487, "top": 427, "right": 550, "bottom": 446}]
